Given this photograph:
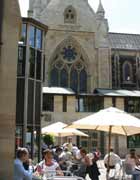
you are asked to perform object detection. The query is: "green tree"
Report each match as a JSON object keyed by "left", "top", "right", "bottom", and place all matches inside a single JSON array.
[{"left": 42, "top": 134, "right": 54, "bottom": 146}]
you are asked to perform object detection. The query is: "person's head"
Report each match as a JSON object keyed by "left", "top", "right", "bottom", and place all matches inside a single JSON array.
[
  {"left": 80, "top": 149, "right": 87, "bottom": 157},
  {"left": 43, "top": 149, "right": 53, "bottom": 161},
  {"left": 55, "top": 147, "right": 62, "bottom": 155},
  {"left": 16, "top": 147, "right": 29, "bottom": 162},
  {"left": 110, "top": 148, "right": 114, "bottom": 152},
  {"left": 68, "top": 137, "right": 72, "bottom": 143}
]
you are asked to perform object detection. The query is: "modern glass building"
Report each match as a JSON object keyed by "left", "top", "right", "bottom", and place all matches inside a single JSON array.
[{"left": 16, "top": 18, "right": 47, "bottom": 161}]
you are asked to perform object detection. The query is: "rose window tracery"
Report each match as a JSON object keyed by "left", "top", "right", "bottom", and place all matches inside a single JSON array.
[{"left": 50, "top": 41, "right": 88, "bottom": 93}]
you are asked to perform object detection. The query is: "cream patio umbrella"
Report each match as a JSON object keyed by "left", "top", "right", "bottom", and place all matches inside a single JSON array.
[
  {"left": 68, "top": 107, "right": 140, "bottom": 136},
  {"left": 68, "top": 107, "right": 140, "bottom": 178},
  {"left": 41, "top": 122, "right": 88, "bottom": 137}
]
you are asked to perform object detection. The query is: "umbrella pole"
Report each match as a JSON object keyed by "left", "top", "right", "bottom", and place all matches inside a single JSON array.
[
  {"left": 58, "top": 133, "right": 62, "bottom": 145},
  {"left": 106, "top": 125, "right": 112, "bottom": 180}
]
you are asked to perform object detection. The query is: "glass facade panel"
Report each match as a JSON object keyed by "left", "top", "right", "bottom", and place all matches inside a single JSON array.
[
  {"left": 124, "top": 97, "right": 140, "bottom": 113},
  {"left": 17, "top": 46, "right": 26, "bottom": 76},
  {"left": 35, "top": 82, "right": 41, "bottom": 125},
  {"left": 29, "top": 48, "right": 35, "bottom": 78},
  {"left": 33, "top": 127, "right": 41, "bottom": 162},
  {"left": 77, "top": 96, "right": 104, "bottom": 112},
  {"left": 27, "top": 80, "right": 34, "bottom": 124},
  {"left": 70, "top": 69, "right": 78, "bottom": 92},
  {"left": 29, "top": 25, "right": 35, "bottom": 47},
  {"left": 36, "top": 50, "right": 42, "bottom": 80},
  {"left": 15, "top": 126, "right": 23, "bottom": 149},
  {"left": 127, "top": 135, "right": 140, "bottom": 148},
  {"left": 16, "top": 78, "right": 25, "bottom": 124},
  {"left": 36, "top": 29, "right": 42, "bottom": 49},
  {"left": 20, "top": 23, "right": 27, "bottom": 44},
  {"left": 79, "top": 69, "right": 87, "bottom": 92}
]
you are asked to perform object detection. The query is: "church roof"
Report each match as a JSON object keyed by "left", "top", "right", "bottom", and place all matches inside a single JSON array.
[{"left": 109, "top": 32, "right": 140, "bottom": 50}]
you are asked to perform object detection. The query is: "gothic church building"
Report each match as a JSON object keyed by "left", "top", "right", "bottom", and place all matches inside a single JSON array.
[{"left": 28, "top": 0, "right": 140, "bottom": 155}]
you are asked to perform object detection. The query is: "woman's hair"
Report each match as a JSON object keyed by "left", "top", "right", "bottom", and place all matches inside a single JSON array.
[
  {"left": 43, "top": 149, "right": 53, "bottom": 156},
  {"left": 80, "top": 149, "right": 87, "bottom": 154},
  {"left": 16, "top": 147, "right": 28, "bottom": 158}
]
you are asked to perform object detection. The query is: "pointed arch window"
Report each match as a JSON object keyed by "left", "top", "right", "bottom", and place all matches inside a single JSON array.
[
  {"left": 70, "top": 68, "right": 78, "bottom": 92},
  {"left": 123, "top": 62, "right": 133, "bottom": 82},
  {"left": 64, "top": 6, "right": 76, "bottom": 24},
  {"left": 50, "top": 67, "right": 59, "bottom": 86},
  {"left": 49, "top": 41, "right": 88, "bottom": 93},
  {"left": 60, "top": 68, "right": 68, "bottom": 87},
  {"left": 80, "top": 69, "right": 87, "bottom": 92}
]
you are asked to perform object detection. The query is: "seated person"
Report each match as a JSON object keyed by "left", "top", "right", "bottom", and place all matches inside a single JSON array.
[
  {"left": 125, "top": 149, "right": 140, "bottom": 180},
  {"left": 104, "top": 148, "right": 121, "bottom": 170},
  {"left": 35, "top": 149, "right": 63, "bottom": 179},
  {"left": 14, "top": 147, "right": 32, "bottom": 180},
  {"left": 74, "top": 149, "right": 91, "bottom": 178}
]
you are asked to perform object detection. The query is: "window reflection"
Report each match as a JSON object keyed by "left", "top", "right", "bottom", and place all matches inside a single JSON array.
[
  {"left": 29, "top": 26, "right": 35, "bottom": 47},
  {"left": 20, "top": 24, "right": 27, "bottom": 44},
  {"left": 29, "top": 48, "right": 35, "bottom": 78},
  {"left": 77, "top": 96, "right": 104, "bottom": 112},
  {"left": 36, "top": 29, "right": 42, "bottom": 49},
  {"left": 125, "top": 97, "right": 140, "bottom": 113}
]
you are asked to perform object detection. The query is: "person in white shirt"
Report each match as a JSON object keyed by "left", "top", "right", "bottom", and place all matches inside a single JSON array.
[
  {"left": 14, "top": 147, "right": 32, "bottom": 180},
  {"left": 36, "top": 149, "right": 63, "bottom": 179},
  {"left": 104, "top": 148, "right": 121, "bottom": 169}
]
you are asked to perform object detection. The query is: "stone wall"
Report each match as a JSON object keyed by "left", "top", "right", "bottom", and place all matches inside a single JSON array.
[{"left": 0, "top": 0, "right": 21, "bottom": 179}]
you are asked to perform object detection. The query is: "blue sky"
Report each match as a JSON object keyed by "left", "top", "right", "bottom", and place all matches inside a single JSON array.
[{"left": 18, "top": 0, "right": 140, "bottom": 34}]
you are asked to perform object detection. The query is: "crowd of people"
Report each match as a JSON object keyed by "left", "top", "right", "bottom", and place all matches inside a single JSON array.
[{"left": 14, "top": 140, "right": 140, "bottom": 180}]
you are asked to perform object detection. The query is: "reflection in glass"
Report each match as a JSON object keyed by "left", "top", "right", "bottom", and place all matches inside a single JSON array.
[
  {"left": 36, "top": 51, "right": 42, "bottom": 80},
  {"left": 36, "top": 29, "right": 42, "bottom": 49},
  {"left": 29, "top": 26, "right": 35, "bottom": 47},
  {"left": 15, "top": 127, "right": 23, "bottom": 149},
  {"left": 20, "top": 24, "right": 26, "bottom": 44},
  {"left": 17, "top": 46, "right": 26, "bottom": 76},
  {"left": 29, "top": 48, "right": 35, "bottom": 78}
]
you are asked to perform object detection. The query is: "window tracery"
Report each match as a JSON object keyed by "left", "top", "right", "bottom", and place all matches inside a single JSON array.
[
  {"left": 49, "top": 39, "right": 88, "bottom": 93},
  {"left": 64, "top": 6, "right": 76, "bottom": 24}
]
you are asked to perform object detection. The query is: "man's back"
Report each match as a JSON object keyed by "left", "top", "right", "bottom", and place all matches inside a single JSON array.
[{"left": 104, "top": 152, "right": 121, "bottom": 167}]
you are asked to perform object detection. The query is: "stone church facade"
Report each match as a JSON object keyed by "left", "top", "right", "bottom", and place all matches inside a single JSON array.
[{"left": 28, "top": 0, "right": 140, "bottom": 156}]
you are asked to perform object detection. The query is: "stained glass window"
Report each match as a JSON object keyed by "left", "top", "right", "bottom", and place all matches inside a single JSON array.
[
  {"left": 70, "top": 68, "right": 78, "bottom": 92},
  {"left": 50, "top": 68, "right": 59, "bottom": 86},
  {"left": 49, "top": 42, "right": 88, "bottom": 92},
  {"left": 60, "top": 68, "right": 68, "bottom": 87},
  {"left": 62, "top": 46, "right": 77, "bottom": 62},
  {"left": 79, "top": 69, "right": 87, "bottom": 92}
]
